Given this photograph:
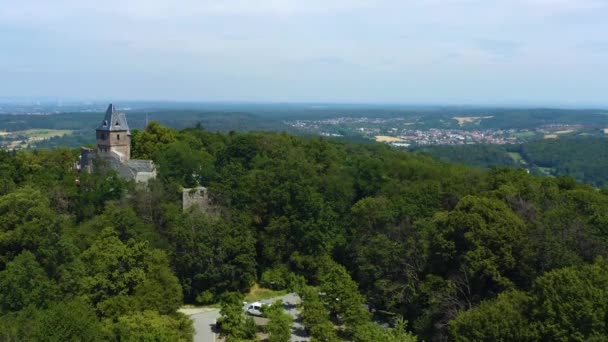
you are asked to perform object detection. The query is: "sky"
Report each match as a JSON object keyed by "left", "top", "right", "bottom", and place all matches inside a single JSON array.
[{"left": 0, "top": 0, "right": 607, "bottom": 105}]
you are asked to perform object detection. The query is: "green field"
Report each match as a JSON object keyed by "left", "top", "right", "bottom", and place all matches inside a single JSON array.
[
  {"left": 513, "top": 131, "right": 537, "bottom": 139},
  {"left": 244, "top": 284, "right": 289, "bottom": 303},
  {"left": 17, "top": 129, "right": 73, "bottom": 139},
  {"left": 508, "top": 152, "right": 524, "bottom": 164}
]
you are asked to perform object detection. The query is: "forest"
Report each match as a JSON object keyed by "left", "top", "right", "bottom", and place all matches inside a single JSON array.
[
  {"left": 2, "top": 122, "right": 608, "bottom": 341},
  {"left": 418, "top": 136, "right": 608, "bottom": 188}
]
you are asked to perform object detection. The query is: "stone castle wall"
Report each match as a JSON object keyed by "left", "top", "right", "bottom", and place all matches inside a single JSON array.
[{"left": 182, "top": 187, "right": 212, "bottom": 212}]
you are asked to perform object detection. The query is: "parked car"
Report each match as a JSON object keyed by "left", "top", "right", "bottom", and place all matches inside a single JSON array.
[
  {"left": 246, "top": 302, "right": 263, "bottom": 316},
  {"left": 245, "top": 302, "right": 271, "bottom": 316}
]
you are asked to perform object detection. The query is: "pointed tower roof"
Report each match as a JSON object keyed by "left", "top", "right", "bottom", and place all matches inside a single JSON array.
[{"left": 96, "top": 103, "right": 131, "bottom": 134}]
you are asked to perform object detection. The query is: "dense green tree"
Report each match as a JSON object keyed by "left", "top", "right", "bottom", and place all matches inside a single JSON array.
[
  {"left": 531, "top": 259, "right": 608, "bottom": 341},
  {"left": 132, "top": 249, "right": 184, "bottom": 315},
  {"left": 217, "top": 292, "right": 256, "bottom": 342},
  {"left": 0, "top": 251, "right": 59, "bottom": 313},
  {"left": 265, "top": 300, "right": 293, "bottom": 342},
  {"left": 351, "top": 320, "right": 417, "bottom": 342},
  {"left": 132, "top": 121, "right": 177, "bottom": 159},
  {"left": 317, "top": 257, "right": 369, "bottom": 327},
  {"left": 0, "top": 306, "right": 40, "bottom": 341},
  {"left": 3, "top": 123, "right": 608, "bottom": 341},
  {"left": 80, "top": 228, "right": 182, "bottom": 317},
  {"left": 30, "top": 299, "right": 103, "bottom": 342},
  {"left": 72, "top": 202, "right": 162, "bottom": 249},
  {"left": 428, "top": 196, "right": 532, "bottom": 294},
  {"left": 166, "top": 212, "right": 257, "bottom": 302},
  {"left": 449, "top": 291, "right": 535, "bottom": 342},
  {"left": 155, "top": 140, "right": 215, "bottom": 187},
  {"left": 300, "top": 286, "right": 340, "bottom": 342},
  {"left": 0, "top": 187, "right": 64, "bottom": 270},
  {"left": 107, "top": 310, "right": 193, "bottom": 342},
  {"left": 450, "top": 259, "right": 608, "bottom": 341},
  {"left": 260, "top": 264, "right": 292, "bottom": 290}
]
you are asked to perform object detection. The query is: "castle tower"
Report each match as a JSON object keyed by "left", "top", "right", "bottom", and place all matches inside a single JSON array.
[{"left": 96, "top": 104, "right": 131, "bottom": 162}]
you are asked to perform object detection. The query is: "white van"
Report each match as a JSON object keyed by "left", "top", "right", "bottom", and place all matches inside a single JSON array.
[{"left": 246, "top": 302, "right": 264, "bottom": 316}]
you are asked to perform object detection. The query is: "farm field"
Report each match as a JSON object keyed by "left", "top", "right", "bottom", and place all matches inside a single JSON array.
[
  {"left": 0, "top": 129, "right": 73, "bottom": 149},
  {"left": 452, "top": 116, "right": 493, "bottom": 126},
  {"left": 375, "top": 135, "right": 405, "bottom": 143},
  {"left": 508, "top": 152, "right": 524, "bottom": 164}
]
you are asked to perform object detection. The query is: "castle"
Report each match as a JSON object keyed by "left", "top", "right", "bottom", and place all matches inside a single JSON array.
[{"left": 76, "top": 104, "right": 157, "bottom": 183}]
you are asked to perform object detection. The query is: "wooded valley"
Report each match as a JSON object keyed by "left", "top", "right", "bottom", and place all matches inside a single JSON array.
[{"left": 2, "top": 123, "right": 608, "bottom": 341}]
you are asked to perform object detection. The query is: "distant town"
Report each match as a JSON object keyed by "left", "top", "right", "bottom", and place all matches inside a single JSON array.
[
  {"left": 2, "top": 103, "right": 608, "bottom": 151},
  {"left": 285, "top": 116, "right": 593, "bottom": 147}
]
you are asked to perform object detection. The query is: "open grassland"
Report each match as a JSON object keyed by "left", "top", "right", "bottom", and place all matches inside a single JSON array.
[
  {"left": 244, "top": 284, "right": 289, "bottom": 303},
  {"left": 508, "top": 152, "right": 524, "bottom": 164}
]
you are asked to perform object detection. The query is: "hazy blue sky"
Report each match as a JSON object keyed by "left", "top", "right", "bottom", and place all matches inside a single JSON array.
[{"left": 1, "top": 0, "right": 607, "bottom": 105}]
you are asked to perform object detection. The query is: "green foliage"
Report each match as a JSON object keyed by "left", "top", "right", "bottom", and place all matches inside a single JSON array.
[
  {"left": 0, "top": 251, "right": 59, "bottom": 313},
  {"left": 132, "top": 121, "right": 177, "bottom": 159},
  {"left": 300, "top": 286, "right": 340, "bottom": 342},
  {"left": 317, "top": 256, "right": 369, "bottom": 327},
  {"left": 195, "top": 290, "right": 215, "bottom": 305},
  {"left": 32, "top": 299, "right": 103, "bottom": 341},
  {"left": 429, "top": 196, "right": 531, "bottom": 291},
  {"left": 106, "top": 311, "right": 194, "bottom": 342},
  {"left": 417, "top": 144, "right": 516, "bottom": 169},
  {"left": 531, "top": 258, "right": 608, "bottom": 341},
  {"left": 450, "top": 259, "right": 608, "bottom": 341},
  {"left": 260, "top": 264, "right": 291, "bottom": 290},
  {"left": 72, "top": 202, "right": 162, "bottom": 249},
  {"left": 80, "top": 228, "right": 147, "bottom": 309},
  {"left": 155, "top": 140, "right": 215, "bottom": 187},
  {"left": 0, "top": 306, "right": 40, "bottom": 341},
  {"left": 218, "top": 292, "right": 256, "bottom": 342},
  {"left": 419, "top": 137, "right": 608, "bottom": 188},
  {"left": 449, "top": 291, "right": 536, "bottom": 341},
  {"left": 165, "top": 212, "right": 257, "bottom": 302},
  {"left": 4, "top": 123, "right": 608, "bottom": 341},
  {"left": 351, "top": 320, "right": 417, "bottom": 342},
  {"left": 0, "top": 187, "right": 65, "bottom": 270},
  {"left": 132, "top": 249, "right": 184, "bottom": 315},
  {"left": 244, "top": 315, "right": 258, "bottom": 340},
  {"left": 80, "top": 228, "right": 182, "bottom": 317},
  {"left": 265, "top": 300, "right": 293, "bottom": 342}
]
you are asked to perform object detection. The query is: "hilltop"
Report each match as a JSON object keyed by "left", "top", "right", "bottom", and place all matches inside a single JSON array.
[{"left": 2, "top": 123, "right": 608, "bottom": 340}]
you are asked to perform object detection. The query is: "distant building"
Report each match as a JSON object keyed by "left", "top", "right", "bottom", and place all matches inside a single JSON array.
[{"left": 76, "top": 104, "right": 157, "bottom": 183}]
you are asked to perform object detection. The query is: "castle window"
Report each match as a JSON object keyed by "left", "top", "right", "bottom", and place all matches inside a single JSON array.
[
  {"left": 115, "top": 121, "right": 120, "bottom": 126},
  {"left": 117, "top": 134, "right": 120, "bottom": 140}
]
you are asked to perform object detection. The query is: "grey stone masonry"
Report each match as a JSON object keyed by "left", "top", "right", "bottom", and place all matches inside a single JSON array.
[{"left": 182, "top": 187, "right": 213, "bottom": 212}]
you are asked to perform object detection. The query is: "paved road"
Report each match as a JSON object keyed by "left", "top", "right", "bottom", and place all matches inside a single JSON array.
[
  {"left": 179, "top": 308, "right": 221, "bottom": 342},
  {"left": 248, "top": 293, "right": 310, "bottom": 342},
  {"left": 182, "top": 293, "right": 309, "bottom": 342}
]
